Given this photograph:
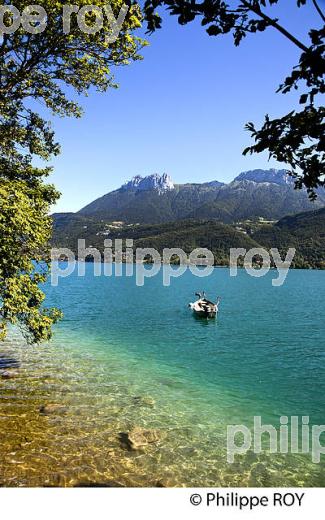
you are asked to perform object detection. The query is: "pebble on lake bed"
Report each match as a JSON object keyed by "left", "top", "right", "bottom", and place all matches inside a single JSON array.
[
  {"left": 0, "top": 370, "right": 19, "bottom": 379},
  {"left": 120, "top": 426, "right": 166, "bottom": 450},
  {"left": 132, "top": 396, "right": 156, "bottom": 408},
  {"left": 39, "top": 404, "right": 67, "bottom": 416}
]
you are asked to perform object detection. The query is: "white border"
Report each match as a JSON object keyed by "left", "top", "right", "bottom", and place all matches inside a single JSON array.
[{"left": 0, "top": 488, "right": 323, "bottom": 519}]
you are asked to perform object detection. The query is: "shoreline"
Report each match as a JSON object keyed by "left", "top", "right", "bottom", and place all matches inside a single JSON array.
[{"left": 55, "top": 259, "right": 325, "bottom": 271}]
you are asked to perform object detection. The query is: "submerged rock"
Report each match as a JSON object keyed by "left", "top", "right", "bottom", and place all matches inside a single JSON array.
[
  {"left": 0, "top": 370, "right": 19, "bottom": 379},
  {"left": 155, "top": 478, "right": 177, "bottom": 488},
  {"left": 76, "top": 481, "right": 125, "bottom": 488},
  {"left": 157, "top": 378, "right": 183, "bottom": 389},
  {"left": 39, "top": 404, "right": 67, "bottom": 416},
  {"left": 132, "top": 396, "right": 155, "bottom": 408},
  {"left": 120, "top": 426, "right": 166, "bottom": 450}
]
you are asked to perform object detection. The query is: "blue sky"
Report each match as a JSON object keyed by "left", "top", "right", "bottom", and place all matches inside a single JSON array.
[{"left": 49, "top": 1, "right": 324, "bottom": 213}]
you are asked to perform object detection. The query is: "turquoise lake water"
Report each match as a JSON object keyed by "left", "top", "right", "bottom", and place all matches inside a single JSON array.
[{"left": 1, "top": 266, "right": 324, "bottom": 486}]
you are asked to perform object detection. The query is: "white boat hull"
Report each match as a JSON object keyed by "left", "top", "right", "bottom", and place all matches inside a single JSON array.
[{"left": 189, "top": 299, "right": 218, "bottom": 318}]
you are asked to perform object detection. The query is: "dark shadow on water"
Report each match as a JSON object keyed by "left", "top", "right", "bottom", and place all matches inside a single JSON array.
[
  {"left": 0, "top": 354, "right": 20, "bottom": 369},
  {"left": 192, "top": 314, "right": 218, "bottom": 327}
]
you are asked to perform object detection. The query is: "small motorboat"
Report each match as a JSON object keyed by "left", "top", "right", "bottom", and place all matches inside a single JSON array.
[{"left": 189, "top": 292, "right": 221, "bottom": 319}]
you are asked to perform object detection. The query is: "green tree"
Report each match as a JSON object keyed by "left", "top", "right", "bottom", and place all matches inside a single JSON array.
[
  {"left": 0, "top": 0, "right": 145, "bottom": 342},
  {"left": 144, "top": 0, "right": 325, "bottom": 197}
]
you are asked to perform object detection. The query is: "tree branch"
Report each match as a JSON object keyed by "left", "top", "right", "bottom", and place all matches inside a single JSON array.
[
  {"left": 312, "top": 0, "right": 325, "bottom": 23},
  {"left": 241, "top": 0, "right": 309, "bottom": 52}
]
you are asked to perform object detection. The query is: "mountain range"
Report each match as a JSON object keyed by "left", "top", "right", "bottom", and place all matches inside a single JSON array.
[
  {"left": 52, "top": 169, "right": 325, "bottom": 269},
  {"left": 77, "top": 169, "right": 325, "bottom": 224}
]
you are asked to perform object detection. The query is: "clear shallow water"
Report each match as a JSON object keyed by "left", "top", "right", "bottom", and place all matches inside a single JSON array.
[{"left": 0, "top": 266, "right": 324, "bottom": 486}]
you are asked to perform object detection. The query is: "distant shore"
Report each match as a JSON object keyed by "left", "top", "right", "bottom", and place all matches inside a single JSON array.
[{"left": 55, "top": 258, "right": 325, "bottom": 270}]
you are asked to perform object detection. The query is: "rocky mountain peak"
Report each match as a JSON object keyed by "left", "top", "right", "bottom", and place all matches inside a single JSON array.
[
  {"left": 234, "top": 169, "right": 293, "bottom": 186},
  {"left": 122, "top": 173, "right": 175, "bottom": 194}
]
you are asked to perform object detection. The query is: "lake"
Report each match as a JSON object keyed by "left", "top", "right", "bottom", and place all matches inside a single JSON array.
[{"left": 0, "top": 266, "right": 324, "bottom": 486}]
